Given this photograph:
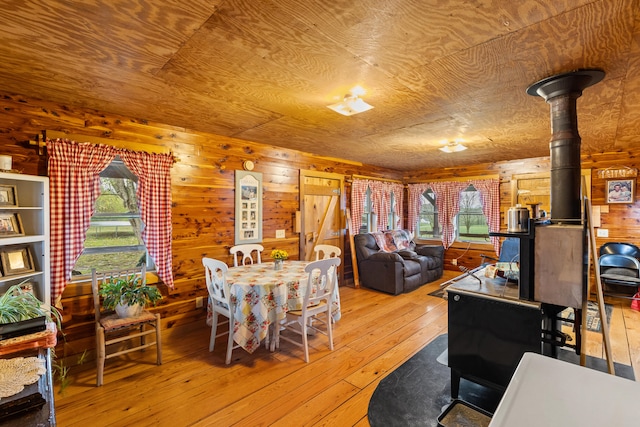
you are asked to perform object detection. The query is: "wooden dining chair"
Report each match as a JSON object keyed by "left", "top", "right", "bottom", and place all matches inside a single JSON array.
[
  {"left": 229, "top": 244, "right": 264, "bottom": 267},
  {"left": 91, "top": 266, "right": 162, "bottom": 386},
  {"left": 279, "top": 257, "right": 341, "bottom": 362},
  {"left": 202, "top": 257, "right": 240, "bottom": 364},
  {"left": 313, "top": 244, "right": 342, "bottom": 260}
]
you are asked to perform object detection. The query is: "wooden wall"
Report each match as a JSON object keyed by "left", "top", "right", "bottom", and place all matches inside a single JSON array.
[
  {"left": 0, "top": 92, "right": 402, "bottom": 363},
  {"left": 405, "top": 150, "right": 640, "bottom": 276},
  {"left": 2, "top": 90, "right": 638, "bottom": 363}
]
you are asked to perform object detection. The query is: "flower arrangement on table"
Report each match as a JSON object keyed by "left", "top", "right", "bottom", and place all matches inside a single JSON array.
[
  {"left": 271, "top": 249, "right": 288, "bottom": 270},
  {"left": 271, "top": 249, "right": 289, "bottom": 260}
]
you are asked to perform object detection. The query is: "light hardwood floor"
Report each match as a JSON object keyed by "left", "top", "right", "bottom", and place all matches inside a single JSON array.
[{"left": 54, "top": 271, "right": 640, "bottom": 426}]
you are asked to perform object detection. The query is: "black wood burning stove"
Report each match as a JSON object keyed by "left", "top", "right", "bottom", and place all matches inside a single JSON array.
[
  {"left": 447, "top": 273, "right": 542, "bottom": 396},
  {"left": 447, "top": 69, "right": 604, "bottom": 400}
]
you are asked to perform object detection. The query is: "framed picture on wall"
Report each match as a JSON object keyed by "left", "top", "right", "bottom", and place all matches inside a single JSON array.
[
  {"left": 0, "top": 213, "right": 24, "bottom": 237},
  {"left": 235, "top": 170, "right": 263, "bottom": 244},
  {"left": 0, "top": 245, "right": 35, "bottom": 275},
  {"left": 0, "top": 184, "right": 18, "bottom": 207},
  {"left": 606, "top": 179, "right": 635, "bottom": 204}
]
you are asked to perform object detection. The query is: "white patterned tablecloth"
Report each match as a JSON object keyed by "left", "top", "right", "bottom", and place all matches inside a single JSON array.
[{"left": 210, "top": 261, "right": 341, "bottom": 353}]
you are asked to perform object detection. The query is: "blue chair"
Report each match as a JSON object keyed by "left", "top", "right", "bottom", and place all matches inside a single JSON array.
[{"left": 481, "top": 238, "right": 519, "bottom": 265}]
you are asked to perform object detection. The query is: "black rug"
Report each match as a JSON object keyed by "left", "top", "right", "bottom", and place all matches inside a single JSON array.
[
  {"left": 428, "top": 287, "right": 446, "bottom": 299},
  {"left": 367, "top": 334, "right": 635, "bottom": 427},
  {"left": 560, "top": 301, "right": 613, "bottom": 332}
]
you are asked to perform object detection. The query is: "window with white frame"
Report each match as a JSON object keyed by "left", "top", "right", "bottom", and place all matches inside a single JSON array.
[
  {"left": 388, "top": 191, "right": 397, "bottom": 229},
  {"left": 417, "top": 188, "right": 440, "bottom": 239},
  {"left": 359, "top": 186, "right": 398, "bottom": 232},
  {"left": 455, "top": 184, "right": 489, "bottom": 242},
  {"left": 359, "top": 186, "right": 373, "bottom": 233},
  {"left": 72, "top": 158, "right": 152, "bottom": 276}
]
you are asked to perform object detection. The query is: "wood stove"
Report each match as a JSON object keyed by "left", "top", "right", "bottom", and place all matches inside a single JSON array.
[{"left": 447, "top": 69, "right": 604, "bottom": 399}]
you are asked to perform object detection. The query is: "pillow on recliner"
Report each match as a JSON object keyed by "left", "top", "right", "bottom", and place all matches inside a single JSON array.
[
  {"left": 372, "top": 231, "right": 398, "bottom": 252},
  {"left": 397, "top": 250, "right": 419, "bottom": 259},
  {"left": 392, "top": 229, "right": 412, "bottom": 250}
]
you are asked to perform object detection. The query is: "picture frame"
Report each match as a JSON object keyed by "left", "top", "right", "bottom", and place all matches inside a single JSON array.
[
  {"left": 0, "top": 245, "right": 35, "bottom": 276},
  {"left": 0, "top": 184, "right": 18, "bottom": 207},
  {"left": 235, "top": 170, "right": 263, "bottom": 244},
  {"left": 606, "top": 179, "right": 635, "bottom": 204},
  {"left": 0, "top": 212, "right": 24, "bottom": 237}
]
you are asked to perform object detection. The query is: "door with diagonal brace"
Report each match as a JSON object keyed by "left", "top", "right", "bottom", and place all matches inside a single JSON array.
[{"left": 299, "top": 170, "right": 344, "bottom": 283}]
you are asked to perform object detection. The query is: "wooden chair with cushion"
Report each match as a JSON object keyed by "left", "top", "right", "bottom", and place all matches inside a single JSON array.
[
  {"left": 313, "top": 244, "right": 341, "bottom": 260},
  {"left": 91, "top": 266, "right": 162, "bottom": 386},
  {"left": 229, "top": 244, "right": 264, "bottom": 267},
  {"left": 279, "top": 257, "right": 341, "bottom": 362},
  {"left": 202, "top": 257, "right": 240, "bottom": 364}
]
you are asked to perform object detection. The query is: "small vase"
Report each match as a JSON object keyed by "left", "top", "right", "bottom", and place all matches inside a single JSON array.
[
  {"left": 274, "top": 259, "right": 284, "bottom": 271},
  {"left": 115, "top": 303, "right": 143, "bottom": 318}
]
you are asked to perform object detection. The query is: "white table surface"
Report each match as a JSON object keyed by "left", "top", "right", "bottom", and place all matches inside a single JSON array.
[{"left": 489, "top": 352, "right": 640, "bottom": 426}]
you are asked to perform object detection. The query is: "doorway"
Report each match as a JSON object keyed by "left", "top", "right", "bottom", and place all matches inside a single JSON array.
[{"left": 299, "top": 170, "right": 345, "bottom": 281}]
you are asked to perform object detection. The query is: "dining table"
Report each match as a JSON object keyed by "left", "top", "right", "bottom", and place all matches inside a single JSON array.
[{"left": 207, "top": 260, "right": 341, "bottom": 354}]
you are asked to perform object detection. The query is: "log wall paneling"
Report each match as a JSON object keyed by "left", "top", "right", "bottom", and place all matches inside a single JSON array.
[
  {"left": 0, "top": 92, "right": 402, "bottom": 365},
  {"left": 407, "top": 154, "right": 640, "bottom": 293},
  {"left": 2, "top": 91, "right": 639, "bottom": 366}
]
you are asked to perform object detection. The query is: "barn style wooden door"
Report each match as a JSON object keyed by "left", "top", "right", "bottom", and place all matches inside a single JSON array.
[{"left": 299, "top": 170, "right": 344, "bottom": 281}]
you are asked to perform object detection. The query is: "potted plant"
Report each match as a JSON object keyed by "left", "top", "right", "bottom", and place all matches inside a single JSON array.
[
  {"left": 99, "top": 273, "right": 162, "bottom": 318},
  {"left": 0, "top": 281, "right": 61, "bottom": 337}
]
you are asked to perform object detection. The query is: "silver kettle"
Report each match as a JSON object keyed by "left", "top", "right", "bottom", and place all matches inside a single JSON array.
[{"left": 507, "top": 205, "right": 529, "bottom": 232}]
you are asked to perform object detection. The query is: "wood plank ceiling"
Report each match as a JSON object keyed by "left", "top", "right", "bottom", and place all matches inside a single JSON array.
[{"left": 0, "top": 0, "right": 637, "bottom": 171}]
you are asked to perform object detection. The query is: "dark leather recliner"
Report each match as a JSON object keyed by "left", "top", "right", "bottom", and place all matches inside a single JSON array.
[{"left": 354, "top": 231, "right": 444, "bottom": 295}]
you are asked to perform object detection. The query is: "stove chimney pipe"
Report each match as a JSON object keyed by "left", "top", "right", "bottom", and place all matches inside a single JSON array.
[{"left": 527, "top": 69, "right": 605, "bottom": 221}]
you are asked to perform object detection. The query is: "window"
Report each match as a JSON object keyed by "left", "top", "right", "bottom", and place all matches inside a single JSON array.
[
  {"left": 417, "top": 188, "right": 440, "bottom": 239},
  {"left": 388, "top": 191, "right": 397, "bottom": 229},
  {"left": 455, "top": 184, "right": 489, "bottom": 242},
  {"left": 359, "top": 186, "right": 397, "bottom": 232},
  {"left": 359, "top": 187, "right": 373, "bottom": 233},
  {"left": 72, "top": 158, "right": 152, "bottom": 276}
]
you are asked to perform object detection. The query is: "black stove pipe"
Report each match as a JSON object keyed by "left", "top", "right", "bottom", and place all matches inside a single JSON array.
[
  {"left": 527, "top": 69, "right": 605, "bottom": 356},
  {"left": 527, "top": 69, "right": 605, "bottom": 221}
]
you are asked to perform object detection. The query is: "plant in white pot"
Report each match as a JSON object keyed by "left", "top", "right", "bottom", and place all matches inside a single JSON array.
[{"left": 99, "top": 273, "right": 162, "bottom": 318}]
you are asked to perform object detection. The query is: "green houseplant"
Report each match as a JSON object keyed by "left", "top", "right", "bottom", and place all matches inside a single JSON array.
[
  {"left": 99, "top": 273, "right": 162, "bottom": 318},
  {"left": 0, "top": 282, "right": 61, "bottom": 327}
]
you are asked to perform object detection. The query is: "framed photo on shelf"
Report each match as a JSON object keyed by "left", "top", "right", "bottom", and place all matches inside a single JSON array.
[
  {"left": 0, "top": 184, "right": 18, "bottom": 207},
  {"left": 606, "top": 179, "right": 635, "bottom": 204},
  {"left": 234, "top": 170, "right": 263, "bottom": 244},
  {"left": 0, "top": 212, "right": 24, "bottom": 237},
  {"left": 0, "top": 245, "right": 35, "bottom": 276}
]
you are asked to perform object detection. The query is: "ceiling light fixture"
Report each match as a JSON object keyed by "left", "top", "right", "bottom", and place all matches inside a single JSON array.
[
  {"left": 439, "top": 141, "right": 468, "bottom": 153},
  {"left": 327, "top": 90, "right": 374, "bottom": 116}
]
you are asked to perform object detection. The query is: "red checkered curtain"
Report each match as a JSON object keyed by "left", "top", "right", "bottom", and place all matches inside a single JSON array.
[
  {"left": 47, "top": 139, "right": 118, "bottom": 306},
  {"left": 369, "top": 180, "right": 389, "bottom": 231},
  {"left": 408, "top": 182, "right": 462, "bottom": 249},
  {"left": 446, "top": 181, "right": 473, "bottom": 249},
  {"left": 120, "top": 150, "right": 175, "bottom": 289},
  {"left": 408, "top": 183, "right": 431, "bottom": 235},
  {"left": 432, "top": 182, "right": 461, "bottom": 249},
  {"left": 350, "top": 179, "right": 369, "bottom": 235},
  {"left": 390, "top": 182, "right": 404, "bottom": 229},
  {"left": 470, "top": 179, "right": 501, "bottom": 255}
]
